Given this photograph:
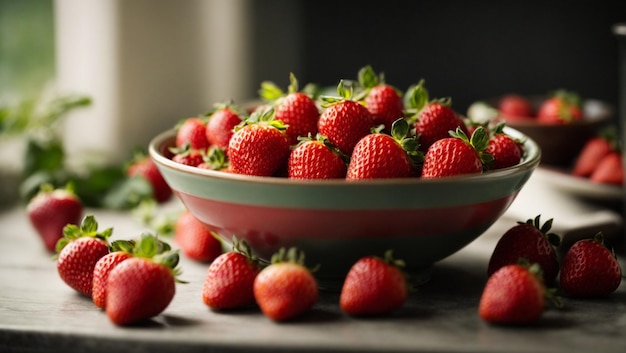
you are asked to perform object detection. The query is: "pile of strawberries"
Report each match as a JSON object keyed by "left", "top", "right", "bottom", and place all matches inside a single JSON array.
[
  {"left": 497, "top": 90, "right": 583, "bottom": 124},
  {"left": 169, "top": 66, "right": 525, "bottom": 179},
  {"left": 572, "top": 126, "right": 624, "bottom": 185}
]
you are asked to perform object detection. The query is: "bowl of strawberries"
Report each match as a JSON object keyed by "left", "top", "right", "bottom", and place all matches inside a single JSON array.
[
  {"left": 468, "top": 90, "right": 614, "bottom": 167},
  {"left": 149, "top": 66, "right": 541, "bottom": 285}
]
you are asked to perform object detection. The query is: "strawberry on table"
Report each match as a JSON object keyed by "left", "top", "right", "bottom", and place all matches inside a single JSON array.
[
  {"left": 339, "top": 250, "right": 408, "bottom": 316},
  {"left": 318, "top": 80, "right": 375, "bottom": 156},
  {"left": 559, "top": 232, "right": 622, "bottom": 298},
  {"left": 174, "top": 210, "right": 223, "bottom": 263},
  {"left": 175, "top": 116, "right": 210, "bottom": 150},
  {"left": 536, "top": 90, "right": 583, "bottom": 124},
  {"left": 357, "top": 65, "right": 404, "bottom": 133},
  {"left": 56, "top": 215, "right": 112, "bottom": 297},
  {"left": 421, "top": 126, "right": 489, "bottom": 178},
  {"left": 205, "top": 101, "right": 244, "bottom": 152},
  {"left": 27, "top": 183, "right": 84, "bottom": 253},
  {"left": 259, "top": 73, "right": 320, "bottom": 145},
  {"left": 227, "top": 107, "right": 291, "bottom": 176},
  {"left": 479, "top": 261, "right": 561, "bottom": 325},
  {"left": 487, "top": 215, "right": 561, "bottom": 284},
  {"left": 287, "top": 133, "right": 348, "bottom": 179},
  {"left": 346, "top": 118, "right": 422, "bottom": 180},
  {"left": 92, "top": 239, "right": 135, "bottom": 309},
  {"left": 126, "top": 152, "right": 172, "bottom": 203},
  {"left": 105, "top": 234, "right": 184, "bottom": 326},
  {"left": 202, "top": 238, "right": 263, "bottom": 310},
  {"left": 253, "top": 247, "right": 318, "bottom": 322}
]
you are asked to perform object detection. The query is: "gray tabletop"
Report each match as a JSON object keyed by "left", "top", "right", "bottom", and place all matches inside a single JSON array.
[{"left": 1, "top": 202, "right": 625, "bottom": 353}]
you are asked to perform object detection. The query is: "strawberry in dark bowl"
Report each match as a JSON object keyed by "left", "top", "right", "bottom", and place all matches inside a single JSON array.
[{"left": 149, "top": 124, "right": 541, "bottom": 288}]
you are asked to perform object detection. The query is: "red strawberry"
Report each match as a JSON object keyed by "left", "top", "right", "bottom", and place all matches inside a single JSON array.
[
  {"left": 27, "top": 183, "right": 83, "bottom": 253},
  {"left": 126, "top": 153, "right": 172, "bottom": 203},
  {"left": 479, "top": 262, "right": 559, "bottom": 325},
  {"left": 339, "top": 250, "right": 408, "bottom": 316},
  {"left": 253, "top": 247, "right": 318, "bottom": 322},
  {"left": 559, "top": 232, "right": 622, "bottom": 298},
  {"left": 105, "top": 234, "right": 183, "bottom": 325},
  {"left": 572, "top": 136, "right": 614, "bottom": 178},
  {"left": 487, "top": 215, "right": 561, "bottom": 284},
  {"left": 421, "top": 127, "right": 488, "bottom": 178},
  {"left": 405, "top": 80, "right": 468, "bottom": 152},
  {"left": 174, "top": 210, "right": 223, "bottom": 263},
  {"left": 346, "top": 118, "right": 421, "bottom": 180},
  {"left": 497, "top": 94, "right": 534, "bottom": 120},
  {"left": 175, "top": 117, "right": 210, "bottom": 150},
  {"left": 287, "top": 134, "right": 347, "bottom": 179},
  {"left": 205, "top": 102, "right": 243, "bottom": 151},
  {"left": 56, "top": 215, "right": 112, "bottom": 297},
  {"left": 197, "top": 146, "right": 230, "bottom": 171},
  {"left": 318, "top": 80, "right": 375, "bottom": 156},
  {"left": 536, "top": 90, "right": 583, "bottom": 124},
  {"left": 92, "top": 240, "right": 134, "bottom": 309},
  {"left": 589, "top": 151, "right": 623, "bottom": 185},
  {"left": 170, "top": 146, "right": 205, "bottom": 167},
  {"left": 485, "top": 123, "right": 523, "bottom": 170},
  {"left": 227, "top": 108, "right": 290, "bottom": 176},
  {"left": 202, "top": 239, "right": 263, "bottom": 310},
  {"left": 259, "top": 73, "right": 320, "bottom": 145},
  {"left": 357, "top": 65, "right": 404, "bottom": 132}
]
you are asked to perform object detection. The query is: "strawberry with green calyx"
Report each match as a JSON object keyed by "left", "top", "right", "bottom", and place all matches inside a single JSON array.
[
  {"left": 404, "top": 80, "right": 469, "bottom": 152},
  {"left": 484, "top": 122, "right": 524, "bottom": 170},
  {"left": 227, "top": 107, "right": 291, "bottom": 176},
  {"left": 536, "top": 89, "right": 583, "bottom": 124},
  {"left": 174, "top": 116, "right": 210, "bottom": 150},
  {"left": 202, "top": 237, "right": 264, "bottom": 310},
  {"left": 126, "top": 150, "right": 172, "bottom": 203},
  {"left": 27, "top": 182, "right": 84, "bottom": 253},
  {"left": 487, "top": 215, "right": 561, "bottom": 284},
  {"left": 197, "top": 145, "right": 230, "bottom": 171},
  {"left": 479, "top": 260, "right": 562, "bottom": 325},
  {"left": 56, "top": 215, "right": 113, "bottom": 297},
  {"left": 204, "top": 101, "right": 245, "bottom": 152},
  {"left": 346, "top": 118, "right": 422, "bottom": 180},
  {"left": 174, "top": 210, "right": 223, "bottom": 263},
  {"left": 169, "top": 142, "right": 206, "bottom": 167},
  {"left": 559, "top": 232, "right": 622, "bottom": 298},
  {"left": 356, "top": 65, "right": 404, "bottom": 133},
  {"left": 259, "top": 73, "right": 320, "bottom": 145},
  {"left": 92, "top": 239, "right": 135, "bottom": 309},
  {"left": 105, "top": 233, "right": 184, "bottom": 326},
  {"left": 421, "top": 126, "right": 491, "bottom": 178},
  {"left": 287, "top": 133, "right": 348, "bottom": 179},
  {"left": 318, "top": 80, "right": 375, "bottom": 156},
  {"left": 253, "top": 247, "right": 319, "bottom": 322},
  {"left": 340, "top": 250, "right": 409, "bottom": 316}
]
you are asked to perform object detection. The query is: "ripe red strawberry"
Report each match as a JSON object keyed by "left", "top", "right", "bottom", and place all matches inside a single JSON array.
[
  {"left": 202, "top": 239, "right": 263, "bottom": 310},
  {"left": 175, "top": 116, "right": 210, "bottom": 150},
  {"left": 92, "top": 240, "right": 134, "bottom": 309},
  {"left": 485, "top": 123, "right": 523, "bottom": 170},
  {"left": 253, "top": 247, "right": 318, "bottom": 322},
  {"left": 487, "top": 215, "right": 561, "bottom": 284},
  {"left": 126, "top": 153, "right": 172, "bottom": 203},
  {"left": 572, "top": 136, "right": 614, "bottom": 178},
  {"left": 27, "top": 183, "right": 83, "bottom": 253},
  {"left": 174, "top": 210, "right": 223, "bottom": 263},
  {"left": 479, "top": 262, "right": 559, "bottom": 325},
  {"left": 357, "top": 65, "right": 404, "bottom": 132},
  {"left": 105, "top": 234, "right": 183, "bottom": 325},
  {"left": 589, "top": 151, "right": 623, "bottom": 185},
  {"left": 56, "top": 215, "right": 112, "bottom": 297},
  {"left": 318, "top": 80, "right": 375, "bottom": 156},
  {"left": 197, "top": 146, "right": 230, "bottom": 171},
  {"left": 287, "top": 134, "right": 347, "bottom": 179},
  {"left": 346, "top": 118, "right": 421, "bottom": 180},
  {"left": 227, "top": 108, "right": 290, "bottom": 176},
  {"left": 536, "top": 90, "right": 583, "bottom": 124},
  {"left": 421, "top": 127, "right": 488, "bottom": 178},
  {"left": 339, "top": 250, "right": 408, "bottom": 316},
  {"left": 498, "top": 94, "right": 534, "bottom": 120},
  {"left": 170, "top": 146, "right": 205, "bottom": 167},
  {"left": 559, "top": 232, "right": 622, "bottom": 298},
  {"left": 259, "top": 73, "right": 320, "bottom": 145},
  {"left": 205, "top": 102, "right": 243, "bottom": 151}
]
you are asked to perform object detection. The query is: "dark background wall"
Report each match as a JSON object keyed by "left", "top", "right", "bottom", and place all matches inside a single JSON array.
[{"left": 251, "top": 0, "right": 626, "bottom": 117}]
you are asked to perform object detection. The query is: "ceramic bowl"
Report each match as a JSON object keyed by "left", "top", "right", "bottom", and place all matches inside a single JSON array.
[
  {"left": 149, "top": 127, "right": 540, "bottom": 286},
  {"left": 485, "top": 95, "right": 614, "bottom": 167}
]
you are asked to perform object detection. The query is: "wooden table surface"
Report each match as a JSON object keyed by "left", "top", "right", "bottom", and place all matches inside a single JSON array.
[{"left": 1, "top": 199, "right": 626, "bottom": 353}]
